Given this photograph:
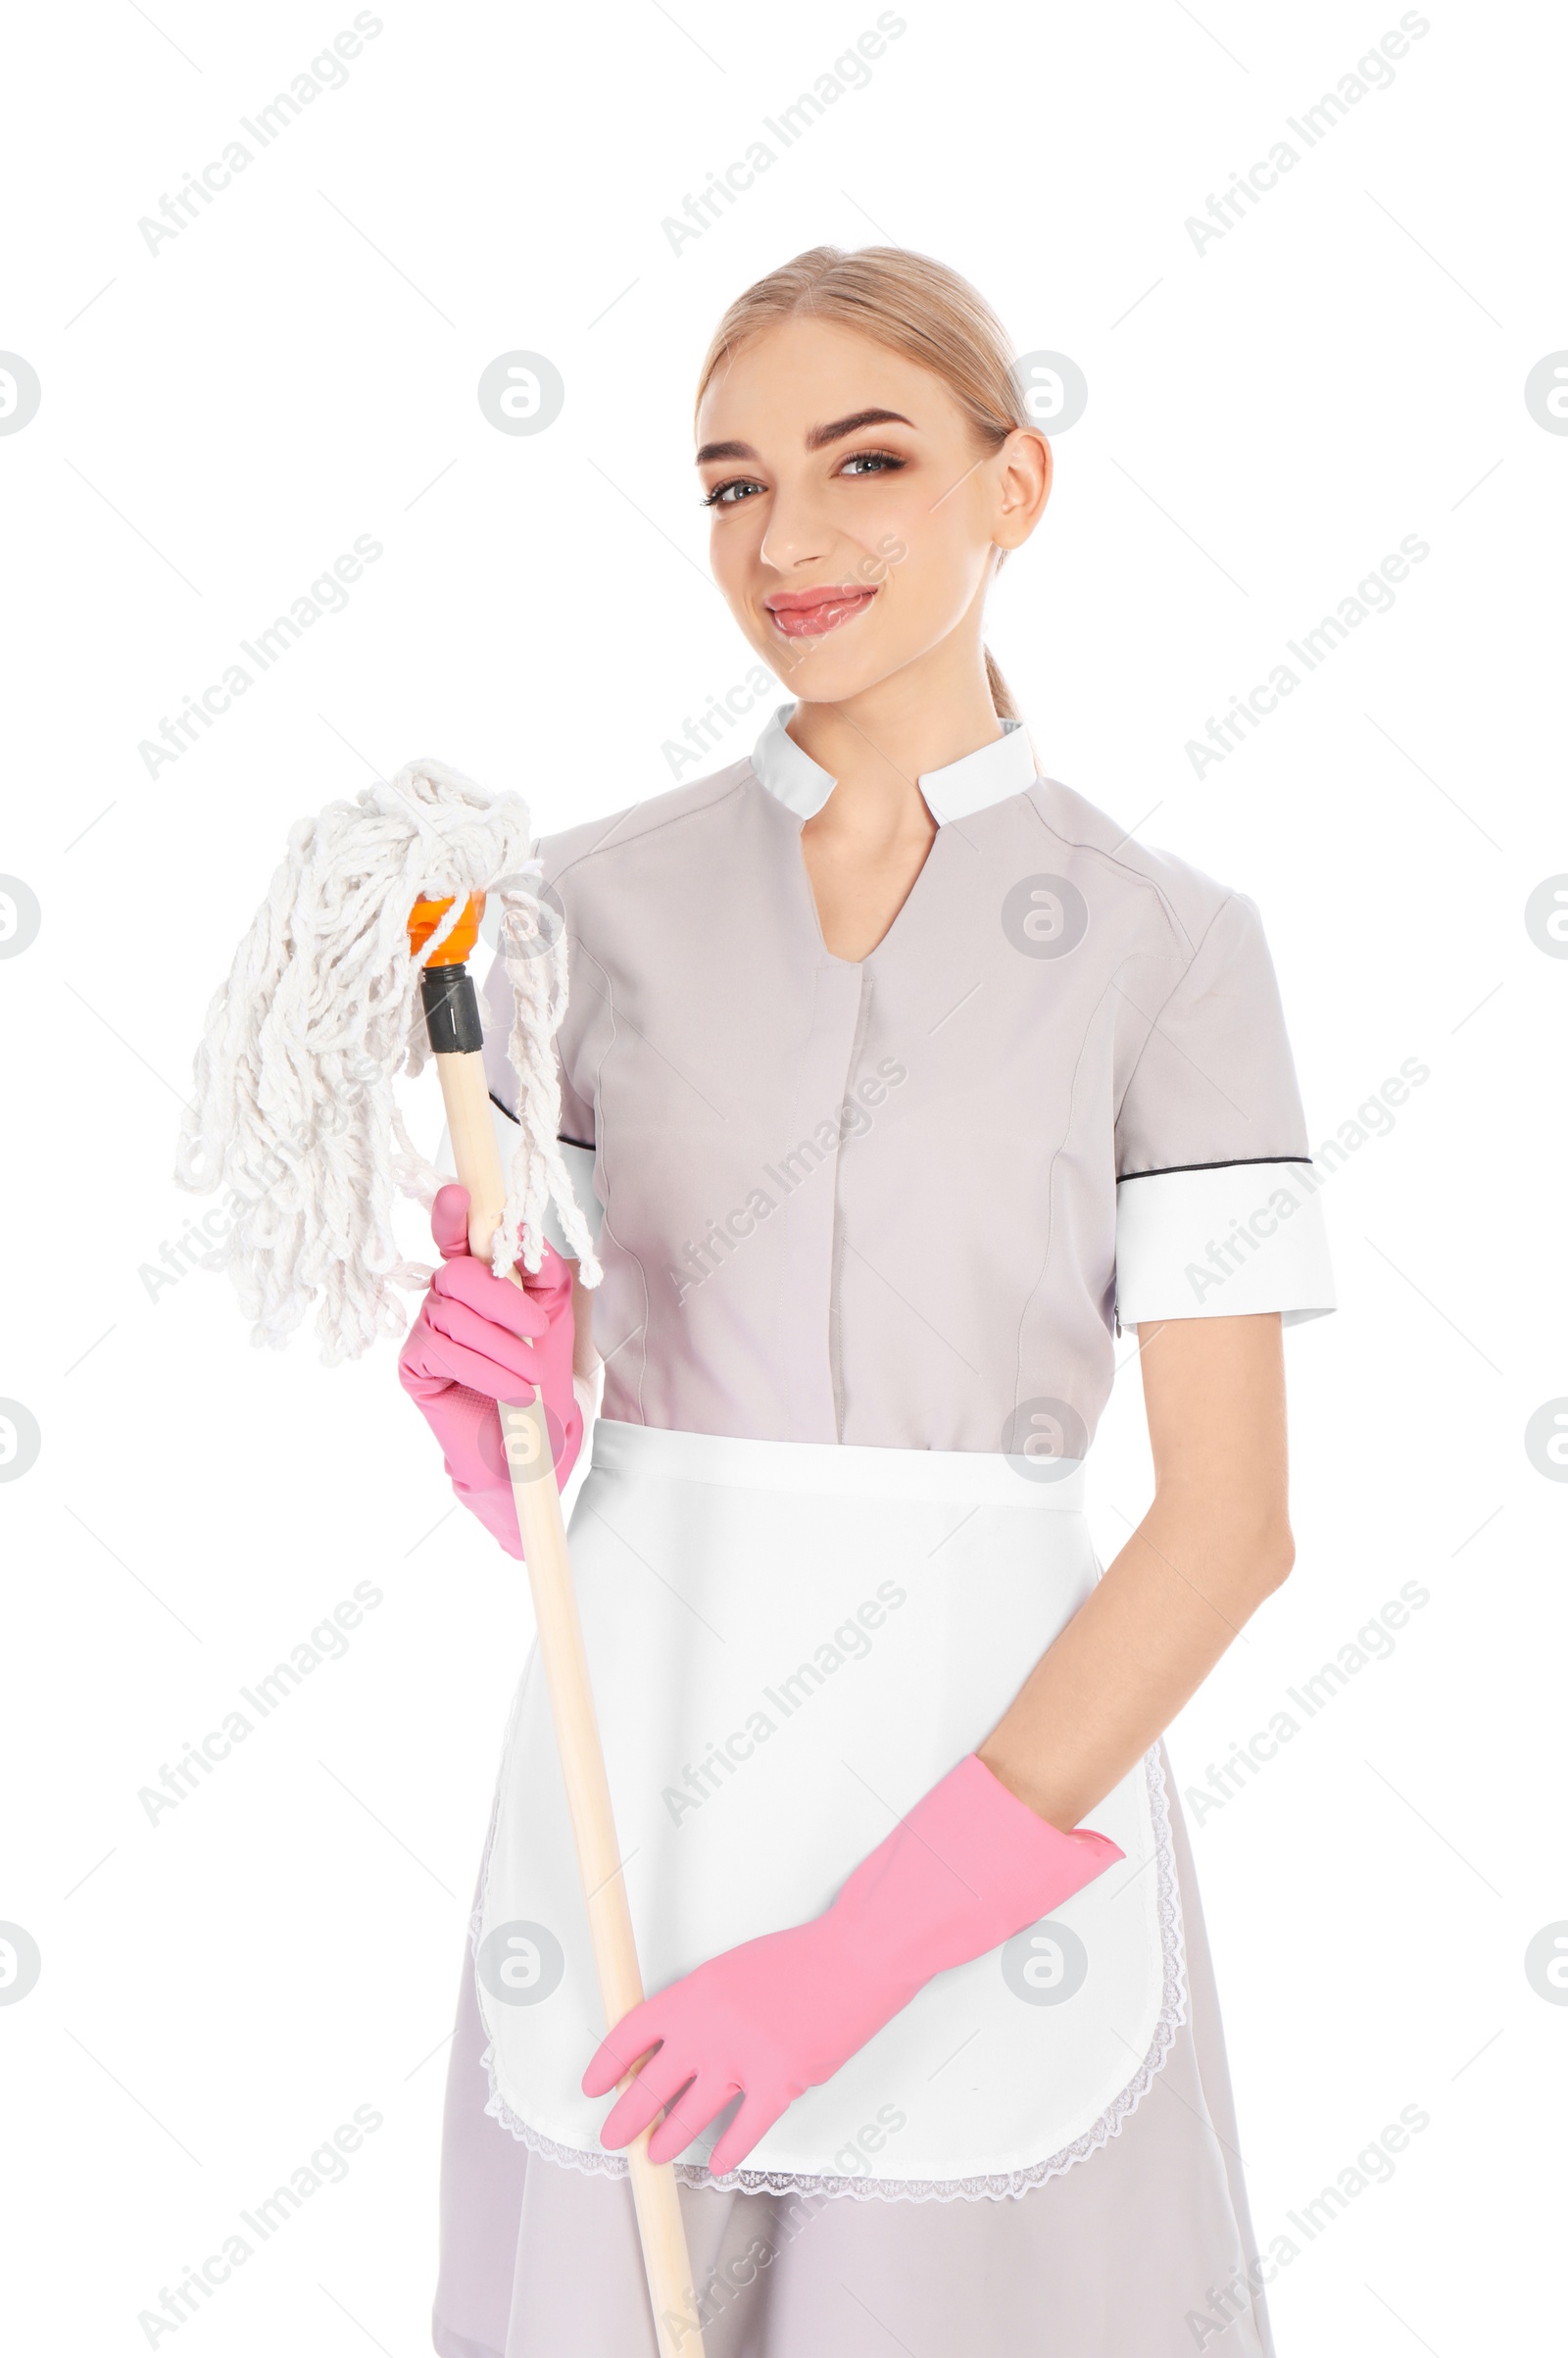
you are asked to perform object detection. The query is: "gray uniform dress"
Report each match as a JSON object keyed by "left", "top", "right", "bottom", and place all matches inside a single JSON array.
[{"left": 431, "top": 707, "right": 1334, "bottom": 2358}]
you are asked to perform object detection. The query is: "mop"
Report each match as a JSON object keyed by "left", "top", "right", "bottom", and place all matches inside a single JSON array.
[{"left": 177, "top": 757, "right": 705, "bottom": 2358}]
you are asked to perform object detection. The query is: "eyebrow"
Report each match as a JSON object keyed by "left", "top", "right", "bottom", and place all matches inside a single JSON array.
[
  {"left": 805, "top": 407, "right": 914, "bottom": 451},
  {"left": 694, "top": 408, "right": 915, "bottom": 466}
]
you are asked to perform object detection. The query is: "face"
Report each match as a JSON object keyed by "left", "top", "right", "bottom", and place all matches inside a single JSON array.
[{"left": 695, "top": 316, "right": 1051, "bottom": 707}]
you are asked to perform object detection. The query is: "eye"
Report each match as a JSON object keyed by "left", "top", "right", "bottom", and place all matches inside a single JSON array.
[
  {"left": 838, "top": 449, "right": 906, "bottom": 478},
  {"left": 702, "top": 476, "right": 764, "bottom": 509}
]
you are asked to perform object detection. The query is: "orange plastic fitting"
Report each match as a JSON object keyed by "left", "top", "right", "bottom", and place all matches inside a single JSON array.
[{"left": 408, "top": 892, "right": 485, "bottom": 965}]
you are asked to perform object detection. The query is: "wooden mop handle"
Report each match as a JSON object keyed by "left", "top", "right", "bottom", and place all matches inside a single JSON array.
[{"left": 412, "top": 897, "right": 706, "bottom": 2358}]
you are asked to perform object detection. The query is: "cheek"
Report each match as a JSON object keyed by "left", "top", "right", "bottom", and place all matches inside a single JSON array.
[
  {"left": 708, "top": 508, "right": 768, "bottom": 614},
  {"left": 839, "top": 468, "right": 932, "bottom": 580},
  {"left": 875, "top": 495, "right": 990, "bottom": 631}
]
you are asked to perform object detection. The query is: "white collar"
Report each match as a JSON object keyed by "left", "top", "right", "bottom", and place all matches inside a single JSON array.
[{"left": 749, "top": 701, "right": 1038, "bottom": 826}]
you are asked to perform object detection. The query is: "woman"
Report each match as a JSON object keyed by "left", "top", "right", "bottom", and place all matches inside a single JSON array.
[{"left": 401, "top": 246, "right": 1335, "bottom": 2357}]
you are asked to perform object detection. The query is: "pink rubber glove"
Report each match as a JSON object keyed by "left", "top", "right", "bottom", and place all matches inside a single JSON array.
[
  {"left": 398, "top": 1183, "right": 582, "bottom": 1558},
  {"left": 582, "top": 1752, "right": 1123, "bottom": 2175}
]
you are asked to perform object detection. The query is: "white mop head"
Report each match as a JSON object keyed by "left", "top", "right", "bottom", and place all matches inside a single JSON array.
[{"left": 175, "top": 757, "right": 601, "bottom": 1363}]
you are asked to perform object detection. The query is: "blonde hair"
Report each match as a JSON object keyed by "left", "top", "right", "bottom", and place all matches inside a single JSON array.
[{"left": 696, "top": 245, "right": 1029, "bottom": 722}]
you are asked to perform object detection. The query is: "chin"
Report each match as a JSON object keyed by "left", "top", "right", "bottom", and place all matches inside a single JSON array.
[{"left": 761, "top": 635, "right": 897, "bottom": 707}]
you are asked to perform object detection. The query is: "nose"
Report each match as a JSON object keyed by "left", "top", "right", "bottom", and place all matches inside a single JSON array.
[{"left": 757, "top": 472, "right": 833, "bottom": 575}]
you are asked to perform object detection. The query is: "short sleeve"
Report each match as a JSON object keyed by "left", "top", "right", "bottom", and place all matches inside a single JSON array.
[
  {"left": 477, "top": 948, "right": 603, "bottom": 1261},
  {"left": 1113, "top": 893, "right": 1335, "bottom": 1327},
  {"left": 486, "top": 1103, "right": 602, "bottom": 1261}
]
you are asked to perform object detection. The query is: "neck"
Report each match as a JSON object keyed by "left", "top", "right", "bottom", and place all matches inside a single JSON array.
[{"left": 784, "top": 630, "right": 1003, "bottom": 839}]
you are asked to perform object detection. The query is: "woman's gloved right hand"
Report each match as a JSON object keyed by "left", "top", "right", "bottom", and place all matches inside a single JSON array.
[{"left": 398, "top": 1183, "right": 583, "bottom": 1557}]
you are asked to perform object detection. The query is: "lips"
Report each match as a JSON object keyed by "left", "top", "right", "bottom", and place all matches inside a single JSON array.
[{"left": 763, "top": 583, "right": 879, "bottom": 640}]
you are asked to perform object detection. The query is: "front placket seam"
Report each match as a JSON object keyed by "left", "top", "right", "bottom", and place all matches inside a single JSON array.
[{"left": 827, "top": 964, "right": 875, "bottom": 1444}]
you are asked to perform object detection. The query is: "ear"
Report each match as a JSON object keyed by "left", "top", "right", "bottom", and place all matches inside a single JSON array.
[{"left": 993, "top": 427, "right": 1053, "bottom": 552}]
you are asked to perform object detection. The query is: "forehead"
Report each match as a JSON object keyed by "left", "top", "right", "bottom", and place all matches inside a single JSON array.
[{"left": 695, "top": 316, "right": 964, "bottom": 447}]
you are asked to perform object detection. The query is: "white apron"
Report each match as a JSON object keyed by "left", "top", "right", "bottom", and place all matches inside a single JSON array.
[{"left": 473, "top": 1421, "right": 1187, "bottom": 2202}]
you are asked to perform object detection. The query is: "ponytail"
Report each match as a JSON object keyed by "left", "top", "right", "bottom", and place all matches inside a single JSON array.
[{"left": 983, "top": 648, "right": 1018, "bottom": 724}]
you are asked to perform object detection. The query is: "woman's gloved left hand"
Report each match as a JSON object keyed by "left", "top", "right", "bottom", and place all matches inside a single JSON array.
[
  {"left": 582, "top": 1751, "right": 1122, "bottom": 2176},
  {"left": 398, "top": 1183, "right": 583, "bottom": 1556}
]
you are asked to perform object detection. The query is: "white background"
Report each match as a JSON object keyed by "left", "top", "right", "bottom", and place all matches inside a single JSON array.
[{"left": 2, "top": 2, "right": 1564, "bottom": 2352}]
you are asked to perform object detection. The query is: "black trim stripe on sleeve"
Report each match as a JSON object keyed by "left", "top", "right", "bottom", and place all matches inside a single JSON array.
[
  {"left": 488, "top": 1091, "right": 596, "bottom": 1154},
  {"left": 1116, "top": 1155, "right": 1313, "bottom": 1182}
]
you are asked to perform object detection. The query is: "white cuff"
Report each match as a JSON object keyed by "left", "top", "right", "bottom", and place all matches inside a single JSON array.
[
  {"left": 543, "top": 1136, "right": 603, "bottom": 1260},
  {"left": 1114, "top": 1158, "right": 1337, "bottom": 1327},
  {"left": 436, "top": 1106, "right": 603, "bottom": 1261}
]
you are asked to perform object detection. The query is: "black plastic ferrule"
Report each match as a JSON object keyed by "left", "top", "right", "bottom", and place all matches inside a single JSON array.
[{"left": 419, "top": 962, "right": 484, "bottom": 1055}]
